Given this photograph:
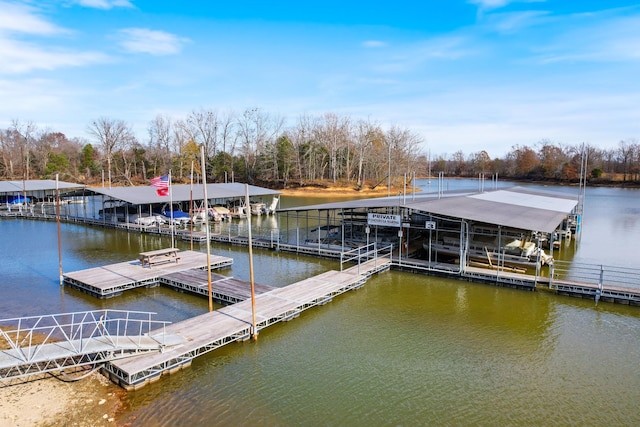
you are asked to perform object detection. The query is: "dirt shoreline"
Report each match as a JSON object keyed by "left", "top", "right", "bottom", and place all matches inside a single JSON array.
[
  {"left": 278, "top": 185, "right": 413, "bottom": 198},
  {"left": 0, "top": 372, "right": 124, "bottom": 427}
]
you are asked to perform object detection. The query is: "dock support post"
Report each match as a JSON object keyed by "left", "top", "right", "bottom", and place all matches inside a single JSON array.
[{"left": 595, "top": 265, "right": 604, "bottom": 304}]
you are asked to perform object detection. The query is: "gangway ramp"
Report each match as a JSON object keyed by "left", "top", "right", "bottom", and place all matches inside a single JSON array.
[{"left": 0, "top": 310, "right": 182, "bottom": 384}]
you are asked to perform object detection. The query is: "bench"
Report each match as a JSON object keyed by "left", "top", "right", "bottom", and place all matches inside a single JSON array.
[{"left": 139, "top": 248, "right": 181, "bottom": 268}]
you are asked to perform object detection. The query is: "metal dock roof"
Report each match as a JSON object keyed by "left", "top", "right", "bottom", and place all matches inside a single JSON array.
[
  {"left": 280, "top": 187, "right": 578, "bottom": 233},
  {"left": 88, "top": 182, "right": 280, "bottom": 205},
  {"left": 0, "top": 179, "right": 84, "bottom": 193}
]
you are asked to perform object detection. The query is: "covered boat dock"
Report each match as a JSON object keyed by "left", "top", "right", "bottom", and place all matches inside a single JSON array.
[{"left": 277, "top": 187, "right": 581, "bottom": 278}]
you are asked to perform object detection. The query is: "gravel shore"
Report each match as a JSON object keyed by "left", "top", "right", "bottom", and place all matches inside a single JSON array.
[{"left": 0, "top": 372, "right": 124, "bottom": 427}]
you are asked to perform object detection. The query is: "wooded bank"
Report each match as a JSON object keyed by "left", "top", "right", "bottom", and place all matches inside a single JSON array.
[{"left": 2, "top": 113, "right": 639, "bottom": 188}]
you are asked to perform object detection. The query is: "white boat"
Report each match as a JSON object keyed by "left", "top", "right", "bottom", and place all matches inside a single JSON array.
[
  {"left": 132, "top": 214, "right": 165, "bottom": 226},
  {"left": 425, "top": 234, "right": 553, "bottom": 269},
  {"left": 155, "top": 203, "right": 190, "bottom": 225},
  {"left": 265, "top": 196, "right": 279, "bottom": 215},
  {"left": 191, "top": 208, "right": 208, "bottom": 223},
  {"left": 212, "top": 206, "right": 231, "bottom": 221},
  {"left": 250, "top": 201, "right": 266, "bottom": 215},
  {"left": 229, "top": 204, "right": 247, "bottom": 218}
]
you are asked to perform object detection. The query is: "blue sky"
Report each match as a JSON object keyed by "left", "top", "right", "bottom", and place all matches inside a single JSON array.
[{"left": 1, "top": 0, "right": 639, "bottom": 157}]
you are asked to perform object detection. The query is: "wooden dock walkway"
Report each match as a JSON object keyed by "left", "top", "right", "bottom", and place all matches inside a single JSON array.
[
  {"left": 104, "top": 257, "right": 392, "bottom": 390},
  {"left": 160, "top": 269, "right": 275, "bottom": 304},
  {"left": 63, "top": 250, "right": 233, "bottom": 298}
]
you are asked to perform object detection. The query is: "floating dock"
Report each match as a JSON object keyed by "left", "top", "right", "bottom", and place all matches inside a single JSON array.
[
  {"left": 103, "top": 258, "right": 391, "bottom": 390},
  {"left": 160, "top": 269, "right": 275, "bottom": 304},
  {"left": 63, "top": 250, "right": 233, "bottom": 298},
  {"left": 8, "top": 212, "right": 640, "bottom": 306}
]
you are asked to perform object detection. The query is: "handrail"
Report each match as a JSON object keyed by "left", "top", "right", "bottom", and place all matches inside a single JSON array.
[{"left": 0, "top": 309, "right": 171, "bottom": 364}]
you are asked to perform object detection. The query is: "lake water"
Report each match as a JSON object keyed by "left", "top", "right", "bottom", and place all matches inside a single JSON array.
[{"left": 1, "top": 179, "right": 639, "bottom": 426}]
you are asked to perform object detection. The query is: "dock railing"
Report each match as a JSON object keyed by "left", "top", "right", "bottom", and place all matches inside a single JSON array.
[
  {"left": 550, "top": 260, "right": 640, "bottom": 291},
  {"left": 1, "top": 309, "right": 171, "bottom": 380},
  {"left": 340, "top": 243, "right": 393, "bottom": 275}
]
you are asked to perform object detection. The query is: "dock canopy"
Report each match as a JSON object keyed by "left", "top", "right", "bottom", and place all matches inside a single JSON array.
[
  {"left": 88, "top": 182, "right": 280, "bottom": 205},
  {"left": 404, "top": 187, "right": 578, "bottom": 233},
  {"left": 0, "top": 179, "right": 84, "bottom": 193},
  {"left": 278, "top": 187, "right": 578, "bottom": 234}
]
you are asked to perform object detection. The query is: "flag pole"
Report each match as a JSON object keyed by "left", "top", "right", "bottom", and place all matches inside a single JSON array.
[
  {"left": 189, "top": 161, "right": 194, "bottom": 251},
  {"left": 169, "top": 170, "right": 174, "bottom": 248},
  {"left": 201, "top": 147, "right": 213, "bottom": 312},
  {"left": 245, "top": 183, "right": 258, "bottom": 341},
  {"left": 56, "top": 174, "right": 63, "bottom": 286}
]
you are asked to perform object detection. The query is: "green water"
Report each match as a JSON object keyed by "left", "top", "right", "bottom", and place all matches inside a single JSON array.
[{"left": 1, "top": 181, "right": 639, "bottom": 426}]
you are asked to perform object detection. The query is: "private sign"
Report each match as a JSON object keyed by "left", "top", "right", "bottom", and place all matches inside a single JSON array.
[{"left": 367, "top": 213, "right": 402, "bottom": 227}]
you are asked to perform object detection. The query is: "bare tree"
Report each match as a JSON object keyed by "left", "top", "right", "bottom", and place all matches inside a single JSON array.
[
  {"left": 185, "top": 108, "right": 219, "bottom": 158},
  {"left": 10, "top": 119, "right": 37, "bottom": 182},
  {"left": 148, "top": 114, "right": 173, "bottom": 177},
  {"left": 617, "top": 139, "right": 635, "bottom": 182},
  {"left": 353, "top": 118, "right": 381, "bottom": 187},
  {"left": 87, "top": 117, "right": 135, "bottom": 187},
  {"left": 237, "top": 108, "right": 284, "bottom": 182}
]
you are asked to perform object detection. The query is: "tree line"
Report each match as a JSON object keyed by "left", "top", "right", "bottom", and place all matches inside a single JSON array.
[{"left": 1, "top": 112, "right": 638, "bottom": 188}]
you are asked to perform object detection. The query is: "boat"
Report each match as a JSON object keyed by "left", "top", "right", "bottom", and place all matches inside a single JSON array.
[
  {"left": 132, "top": 214, "right": 165, "bottom": 226},
  {"left": 249, "top": 196, "right": 279, "bottom": 216},
  {"left": 1, "top": 195, "right": 30, "bottom": 205},
  {"left": 265, "top": 196, "right": 279, "bottom": 215},
  {"left": 155, "top": 203, "right": 190, "bottom": 225},
  {"left": 424, "top": 233, "right": 553, "bottom": 269},
  {"left": 250, "top": 202, "right": 266, "bottom": 215},
  {"left": 212, "top": 206, "right": 231, "bottom": 221},
  {"left": 227, "top": 200, "right": 247, "bottom": 218},
  {"left": 192, "top": 206, "right": 231, "bottom": 223}
]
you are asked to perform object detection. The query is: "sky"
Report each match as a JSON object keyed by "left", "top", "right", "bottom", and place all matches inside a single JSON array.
[{"left": 1, "top": 0, "right": 639, "bottom": 157}]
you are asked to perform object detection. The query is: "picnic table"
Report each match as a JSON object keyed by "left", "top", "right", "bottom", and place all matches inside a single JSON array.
[{"left": 139, "top": 248, "right": 180, "bottom": 268}]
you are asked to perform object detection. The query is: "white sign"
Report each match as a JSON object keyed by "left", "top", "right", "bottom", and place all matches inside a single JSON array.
[
  {"left": 367, "top": 213, "right": 402, "bottom": 227},
  {"left": 425, "top": 221, "right": 436, "bottom": 230}
]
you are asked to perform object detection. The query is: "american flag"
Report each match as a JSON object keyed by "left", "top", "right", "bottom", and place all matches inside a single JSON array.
[
  {"left": 150, "top": 174, "right": 169, "bottom": 189},
  {"left": 150, "top": 174, "right": 170, "bottom": 196}
]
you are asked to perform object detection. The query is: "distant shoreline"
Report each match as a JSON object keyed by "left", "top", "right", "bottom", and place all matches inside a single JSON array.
[{"left": 274, "top": 177, "right": 640, "bottom": 198}]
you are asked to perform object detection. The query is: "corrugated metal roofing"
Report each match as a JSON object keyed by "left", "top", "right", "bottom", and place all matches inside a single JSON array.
[
  {"left": 405, "top": 188, "right": 577, "bottom": 233},
  {"left": 88, "top": 183, "right": 280, "bottom": 205},
  {"left": 280, "top": 187, "right": 578, "bottom": 233},
  {"left": 278, "top": 190, "right": 471, "bottom": 212},
  {"left": 0, "top": 180, "right": 84, "bottom": 193}
]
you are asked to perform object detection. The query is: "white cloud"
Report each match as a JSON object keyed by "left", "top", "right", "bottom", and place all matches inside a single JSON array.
[
  {"left": 0, "top": 1, "right": 109, "bottom": 74},
  {"left": 0, "top": 37, "right": 109, "bottom": 74},
  {"left": 118, "top": 28, "right": 189, "bottom": 55},
  {"left": 362, "top": 40, "right": 387, "bottom": 48},
  {"left": 532, "top": 14, "right": 640, "bottom": 64},
  {"left": 0, "top": 1, "right": 67, "bottom": 35},
  {"left": 469, "top": 0, "right": 546, "bottom": 12},
  {"left": 74, "top": 0, "right": 134, "bottom": 9},
  {"left": 469, "top": 0, "right": 512, "bottom": 10},
  {"left": 482, "top": 10, "right": 550, "bottom": 33}
]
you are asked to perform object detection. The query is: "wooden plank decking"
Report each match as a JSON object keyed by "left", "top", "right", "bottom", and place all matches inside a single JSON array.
[
  {"left": 160, "top": 269, "right": 275, "bottom": 303},
  {"left": 63, "top": 250, "right": 233, "bottom": 298},
  {"left": 104, "top": 258, "right": 391, "bottom": 390}
]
